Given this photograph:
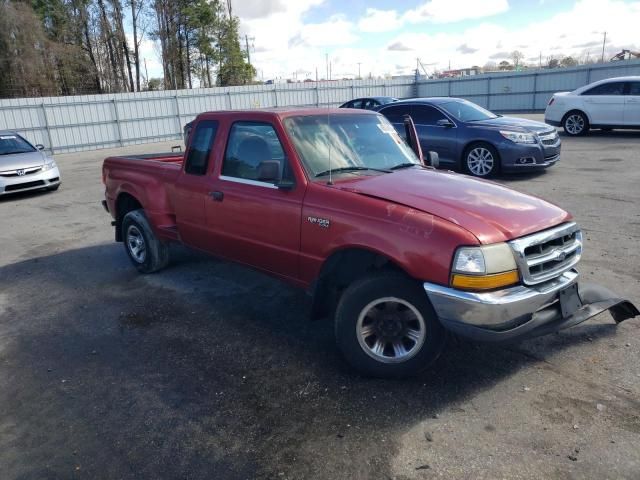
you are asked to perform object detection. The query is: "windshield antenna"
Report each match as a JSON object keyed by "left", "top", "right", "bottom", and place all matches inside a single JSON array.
[{"left": 327, "top": 83, "right": 333, "bottom": 186}]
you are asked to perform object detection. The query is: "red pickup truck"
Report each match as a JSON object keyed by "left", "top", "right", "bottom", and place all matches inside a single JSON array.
[{"left": 102, "top": 108, "right": 637, "bottom": 377}]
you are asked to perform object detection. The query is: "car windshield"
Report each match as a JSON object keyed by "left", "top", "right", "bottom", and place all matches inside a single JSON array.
[
  {"left": 0, "top": 134, "right": 36, "bottom": 155},
  {"left": 439, "top": 100, "right": 498, "bottom": 122},
  {"left": 283, "top": 114, "right": 419, "bottom": 178}
]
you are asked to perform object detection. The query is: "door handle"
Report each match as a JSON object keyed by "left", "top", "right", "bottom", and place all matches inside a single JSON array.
[{"left": 209, "top": 191, "right": 224, "bottom": 201}]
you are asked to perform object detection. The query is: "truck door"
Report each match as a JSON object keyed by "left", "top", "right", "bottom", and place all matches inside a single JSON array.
[
  {"left": 173, "top": 119, "right": 220, "bottom": 251},
  {"left": 206, "top": 121, "right": 304, "bottom": 280}
]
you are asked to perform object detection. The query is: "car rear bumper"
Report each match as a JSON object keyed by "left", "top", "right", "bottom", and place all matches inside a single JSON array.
[
  {"left": 0, "top": 166, "right": 61, "bottom": 195},
  {"left": 423, "top": 270, "right": 638, "bottom": 343},
  {"left": 544, "top": 118, "right": 562, "bottom": 127}
]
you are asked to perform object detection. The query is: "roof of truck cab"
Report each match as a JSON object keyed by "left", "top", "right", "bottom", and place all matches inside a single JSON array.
[{"left": 198, "top": 108, "right": 378, "bottom": 119}]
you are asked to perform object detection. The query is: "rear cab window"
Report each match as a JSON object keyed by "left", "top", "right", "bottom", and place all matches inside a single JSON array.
[{"left": 185, "top": 120, "right": 218, "bottom": 175}]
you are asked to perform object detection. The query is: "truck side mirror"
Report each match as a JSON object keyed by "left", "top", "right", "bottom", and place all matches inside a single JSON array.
[
  {"left": 426, "top": 151, "right": 439, "bottom": 169},
  {"left": 257, "top": 160, "right": 280, "bottom": 182},
  {"left": 403, "top": 114, "right": 424, "bottom": 165}
]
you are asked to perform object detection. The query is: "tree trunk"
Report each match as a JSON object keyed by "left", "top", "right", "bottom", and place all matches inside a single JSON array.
[{"left": 131, "top": 0, "right": 141, "bottom": 91}]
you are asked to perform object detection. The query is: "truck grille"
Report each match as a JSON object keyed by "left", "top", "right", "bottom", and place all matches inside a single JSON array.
[{"left": 508, "top": 222, "right": 582, "bottom": 285}]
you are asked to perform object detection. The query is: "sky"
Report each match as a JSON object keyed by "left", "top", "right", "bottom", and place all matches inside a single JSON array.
[{"left": 138, "top": 0, "right": 640, "bottom": 82}]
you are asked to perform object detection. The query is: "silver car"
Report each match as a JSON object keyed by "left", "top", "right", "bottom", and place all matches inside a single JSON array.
[{"left": 0, "top": 132, "right": 61, "bottom": 196}]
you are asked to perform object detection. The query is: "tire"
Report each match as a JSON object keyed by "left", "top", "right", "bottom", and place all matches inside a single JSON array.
[
  {"left": 122, "top": 209, "right": 170, "bottom": 273},
  {"left": 463, "top": 143, "right": 499, "bottom": 178},
  {"left": 334, "top": 272, "right": 446, "bottom": 378},
  {"left": 563, "top": 111, "right": 589, "bottom": 136}
]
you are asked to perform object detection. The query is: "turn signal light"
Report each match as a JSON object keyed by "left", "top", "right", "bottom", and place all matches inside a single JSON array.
[{"left": 451, "top": 270, "right": 519, "bottom": 291}]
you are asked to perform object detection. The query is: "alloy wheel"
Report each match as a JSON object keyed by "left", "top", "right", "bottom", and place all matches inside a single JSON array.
[
  {"left": 356, "top": 297, "right": 427, "bottom": 364},
  {"left": 126, "top": 225, "right": 147, "bottom": 263},
  {"left": 467, "top": 147, "right": 495, "bottom": 176}
]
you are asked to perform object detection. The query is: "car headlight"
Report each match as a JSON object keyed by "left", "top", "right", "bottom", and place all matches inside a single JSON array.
[
  {"left": 500, "top": 130, "right": 537, "bottom": 144},
  {"left": 42, "top": 159, "right": 57, "bottom": 171},
  {"left": 451, "top": 243, "right": 519, "bottom": 290}
]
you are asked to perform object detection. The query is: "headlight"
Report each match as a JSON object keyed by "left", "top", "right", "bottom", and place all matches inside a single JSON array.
[
  {"left": 42, "top": 159, "right": 57, "bottom": 171},
  {"left": 500, "top": 130, "right": 537, "bottom": 144},
  {"left": 451, "top": 243, "right": 519, "bottom": 290}
]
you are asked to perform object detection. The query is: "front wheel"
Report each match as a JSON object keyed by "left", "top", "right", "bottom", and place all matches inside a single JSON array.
[
  {"left": 464, "top": 143, "right": 499, "bottom": 178},
  {"left": 334, "top": 272, "right": 445, "bottom": 378},
  {"left": 563, "top": 111, "right": 589, "bottom": 136},
  {"left": 122, "top": 209, "right": 170, "bottom": 273}
]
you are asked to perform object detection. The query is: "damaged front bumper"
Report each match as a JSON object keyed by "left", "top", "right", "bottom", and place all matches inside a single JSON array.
[{"left": 423, "top": 270, "right": 638, "bottom": 343}]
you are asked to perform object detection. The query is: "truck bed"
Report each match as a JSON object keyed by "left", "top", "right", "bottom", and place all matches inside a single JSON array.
[{"left": 109, "top": 152, "right": 184, "bottom": 165}]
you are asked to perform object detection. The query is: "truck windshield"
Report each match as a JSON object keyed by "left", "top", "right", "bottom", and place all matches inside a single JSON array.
[
  {"left": 283, "top": 114, "right": 420, "bottom": 178},
  {"left": 439, "top": 100, "right": 498, "bottom": 122},
  {"left": 0, "top": 134, "right": 36, "bottom": 156}
]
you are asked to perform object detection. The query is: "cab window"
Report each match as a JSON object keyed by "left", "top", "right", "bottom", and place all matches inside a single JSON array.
[
  {"left": 222, "top": 122, "right": 292, "bottom": 184},
  {"left": 184, "top": 120, "right": 218, "bottom": 175}
]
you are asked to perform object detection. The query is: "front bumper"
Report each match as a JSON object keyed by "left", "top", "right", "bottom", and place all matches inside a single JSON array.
[
  {"left": 0, "top": 166, "right": 61, "bottom": 195},
  {"left": 423, "top": 270, "right": 638, "bottom": 343}
]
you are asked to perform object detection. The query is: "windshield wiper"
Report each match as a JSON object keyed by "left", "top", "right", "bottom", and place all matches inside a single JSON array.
[
  {"left": 315, "top": 166, "right": 391, "bottom": 177},
  {"left": 390, "top": 163, "right": 420, "bottom": 170}
]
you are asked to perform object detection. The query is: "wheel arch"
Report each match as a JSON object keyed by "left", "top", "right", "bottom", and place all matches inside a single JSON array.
[
  {"left": 115, "top": 191, "right": 143, "bottom": 242},
  {"left": 309, "top": 246, "right": 411, "bottom": 320},
  {"left": 561, "top": 108, "right": 591, "bottom": 125}
]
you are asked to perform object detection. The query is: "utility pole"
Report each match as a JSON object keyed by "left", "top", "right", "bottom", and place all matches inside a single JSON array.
[
  {"left": 329, "top": 61, "right": 332, "bottom": 80},
  {"left": 244, "top": 34, "right": 254, "bottom": 65},
  {"left": 357, "top": 62, "right": 362, "bottom": 79},
  {"left": 601, "top": 31, "right": 607, "bottom": 63},
  {"left": 325, "top": 53, "right": 329, "bottom": 80},
  {"left": 539, "top": 52, "right": 542, "bottom": 69}
]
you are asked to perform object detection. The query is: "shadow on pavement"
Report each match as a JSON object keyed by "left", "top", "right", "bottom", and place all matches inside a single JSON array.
[{"left": 0, "top": 244, "right": 621, "bottom": 480}]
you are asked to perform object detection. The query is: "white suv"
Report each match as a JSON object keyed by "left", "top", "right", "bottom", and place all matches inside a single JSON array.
[{"left": 544, "top": 76, "right": 640, "bottom": 136}]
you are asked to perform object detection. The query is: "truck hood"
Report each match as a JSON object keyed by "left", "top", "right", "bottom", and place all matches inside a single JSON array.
[
  {"left": 0, "top": 151, "right": 45, "bottom": 171},
  {"left": 472, "top": 115, "right": 555, "bottom": 133},
  {"left": 335, "top": 168, "right": 571, "bottom": 244}
]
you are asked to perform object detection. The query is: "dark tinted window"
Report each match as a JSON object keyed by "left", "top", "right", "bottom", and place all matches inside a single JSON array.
[
  {"left": 184, "top": 120, "right": 218, "bottom": 175},
  {"left": 222, "top": 122, "right": 291, "bottom": 183},
  {"left": 350, "top": 99, "right": 364, "bottom": 109},
  {"left": 628, "top": 82, "right": 640, "bottom": 95},
  {"left": 378, "top": 104, "right": 411, "bottom": 123},
  {"left": 411, "top": 105, "right": 447, "bottom": 125},
  {"left": 583, "top": 82, "right": 625, "bottom": 95},
  {"left": 363, "top": 99, "right": 380, "bottom": 110}
]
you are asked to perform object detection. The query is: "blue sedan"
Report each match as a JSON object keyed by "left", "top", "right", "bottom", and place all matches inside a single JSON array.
[{"left": 376, "top": 98, "right": 561, "bottom": 177}]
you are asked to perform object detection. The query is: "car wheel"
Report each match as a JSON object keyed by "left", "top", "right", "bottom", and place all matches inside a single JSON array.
[
  {"left": 334, "top": 272, "right": 445, "bottom": 378},
  {"left": 464, "top": 143, "right": 499, "bottom": 178},
  {"left": 563, "top": 111, "right": 589, "bottom": 136},
  {"left": 122, "top": 209, "right": 170, "bottom": 273}
]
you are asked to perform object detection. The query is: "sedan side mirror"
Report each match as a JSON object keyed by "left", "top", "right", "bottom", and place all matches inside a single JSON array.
[
  {"left": 437, "top": 119, "right": 455, "bottom": 128},
  {"left": 257, "top": 160, "right": 281, "bottom": 182},
  {"left": 35, "top": 144, "right": 45, "bottom": 151}
]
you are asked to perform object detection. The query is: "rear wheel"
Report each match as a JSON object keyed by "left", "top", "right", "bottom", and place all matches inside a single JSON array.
[
  {"left": 334, "top": 272, "right": 445, "bottom": 378},
  {"left": 563, "top": 111, "right": 589, "bottom": 136},
  {"left": 122, "top": 209, "right": 169, "bottom": 273},
  {"left": 464, "top": 143, "right": 499, "bottom": 178}
]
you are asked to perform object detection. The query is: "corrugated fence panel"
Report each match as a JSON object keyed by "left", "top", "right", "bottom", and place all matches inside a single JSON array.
[{"left": 1, "top": 60, "right": 639, "bottom": 153}]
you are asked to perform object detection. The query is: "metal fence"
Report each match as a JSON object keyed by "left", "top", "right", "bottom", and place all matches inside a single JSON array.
[
  {"left": 416, "top": 59, "right": 640, "bottom": 112},
  {"left": 0, "top": 79, "right": 414, "bottom": 154},
  {"left": 1, "top": 59, "right": 640, "bottom": 154}
]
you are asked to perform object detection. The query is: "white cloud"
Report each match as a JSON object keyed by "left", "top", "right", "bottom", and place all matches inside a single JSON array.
[
  {"left": 239, "top": 0, "right": 640, "bottom": 80},
  {"left": 358, "top": 8, "right": 403, "bottom": 33},
  {"left": 403, "top": 0, "right": 510, "bottom": 24}
]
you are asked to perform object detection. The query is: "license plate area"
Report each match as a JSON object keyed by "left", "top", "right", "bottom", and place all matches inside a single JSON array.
[{"left": 559, "top": 283, "right": 581, "bottom": 318}]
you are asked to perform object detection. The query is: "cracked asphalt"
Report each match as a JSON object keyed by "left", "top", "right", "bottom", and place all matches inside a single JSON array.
[{"left": 1, "top": 119, "right": 639, "bottom": 479}]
